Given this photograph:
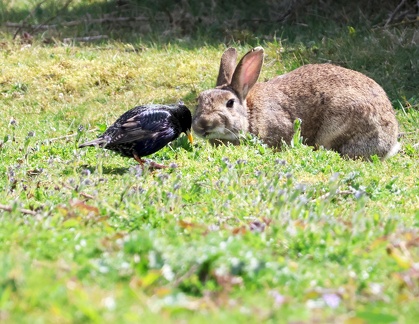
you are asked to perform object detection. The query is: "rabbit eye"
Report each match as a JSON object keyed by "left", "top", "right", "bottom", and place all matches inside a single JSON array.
[{"left": 226, "top": 99, "right": 235, "bottom": 108}]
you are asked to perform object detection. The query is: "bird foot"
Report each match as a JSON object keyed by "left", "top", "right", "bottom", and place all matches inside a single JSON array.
[
  {"left": 148, "top": 161, "right": 169, "bottom": 170},
  {"left": 133, "top": 154, "right": 168, "bottom": 170}
]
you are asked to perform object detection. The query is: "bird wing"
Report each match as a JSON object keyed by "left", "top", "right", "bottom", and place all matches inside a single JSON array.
[{"left": 107, "top": 109, "right": 176, "bottom": 145}]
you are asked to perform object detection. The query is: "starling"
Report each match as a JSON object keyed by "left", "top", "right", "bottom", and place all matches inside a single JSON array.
[{"left": 79, "top": 103, "right": 193, "bottom": 168}]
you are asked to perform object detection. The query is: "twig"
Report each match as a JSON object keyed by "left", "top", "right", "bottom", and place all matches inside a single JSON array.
[
  {"left": 398, "top": 130, "right": 419, "bottom": 138},
  {"left": 13, "top": 0, "right": 47, "bottom": 39},
  {"left": 62, "top": 182, "right": 95, "bottom": 200},
  {"left": 0, "top": 204, "right": 37, "bottom": 216},
  {"left": 6, "top": 16, "right": 165, "bottom": 30},
  {"left": 373, "top": 17, "right": 419, "bottom": 30},
  {"left": 385, "top": 0, "right": 408, "bottom": 26},
  {"left": 43, "top": 128, "right": 98, "bottom": 143},
  {"left": 172, "top": 264, "right": 199, "bottom": 288},
  {"left": 63, "top": 35, "right": 108, "bottom": 43},
  {"left": 31, "top": 0, "right": 74, "bottom": 35},
  {"left": 80, "top": 192, "right": 95, "bottom": 200},
  {"left": 312, "top": 189, "right": 355, "bottom": 202}
]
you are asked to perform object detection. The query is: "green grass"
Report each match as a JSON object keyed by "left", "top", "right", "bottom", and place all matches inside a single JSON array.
[{"left": 1, "top": 7, "right": 419, "bottom": 323}]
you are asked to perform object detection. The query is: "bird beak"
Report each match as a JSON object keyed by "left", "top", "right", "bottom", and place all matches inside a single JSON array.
[{"left": 186, "top": 130, "right": 193, "bottom": 144}]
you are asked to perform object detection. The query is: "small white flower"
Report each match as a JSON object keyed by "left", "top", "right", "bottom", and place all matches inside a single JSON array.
[
  {"left": 162, "top": 264, "right": 175, "bottom": 281},
  {"left": 102, "top": 296, "right": 116, "bottom": 310}
]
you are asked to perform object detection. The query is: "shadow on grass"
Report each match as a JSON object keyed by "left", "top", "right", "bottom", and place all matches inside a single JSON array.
[
  {"left": 2, "top": 0, "right": 418, "bottom": 102},
  {"left": 78, "top": 164, "right": 130, "bottom": 175},
  {"left": 2, "top": 0, "right": 415, "bottom": 45},
  {"left": 102, "top": 165, "right": 130, "bottom": 175}
]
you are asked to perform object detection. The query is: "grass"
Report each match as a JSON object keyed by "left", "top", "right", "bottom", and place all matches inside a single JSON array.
[{"left": 1, "top": 2, "right": 419, "bottom": 322}]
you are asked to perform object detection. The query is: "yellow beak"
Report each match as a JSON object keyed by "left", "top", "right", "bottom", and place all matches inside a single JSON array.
[{"left": 186, "top": 130, "right": 193, "bottom": 144}]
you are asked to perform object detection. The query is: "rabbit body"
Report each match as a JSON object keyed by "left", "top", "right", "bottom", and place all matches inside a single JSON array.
[{"left": 192, "top": 47, "right": 400, "bottom": 159}]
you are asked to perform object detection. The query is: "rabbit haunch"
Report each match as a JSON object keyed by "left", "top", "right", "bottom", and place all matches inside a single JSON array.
[{"left": 192, "top": 47, "right": 400, "bottom": 160}]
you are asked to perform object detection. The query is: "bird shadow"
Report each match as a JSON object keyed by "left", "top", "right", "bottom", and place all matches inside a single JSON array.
[
  {"left": 103, "top": 166, "right": 131, "bottom": 175},
  {"left": 81, "top": 162, "right": 175, "bottom": 176},
  {"left": 79, "top": 135, "right": 193, "bottom": 176},
  {"left": 81, "top": 165, "right": 130, "bottom": 175}
]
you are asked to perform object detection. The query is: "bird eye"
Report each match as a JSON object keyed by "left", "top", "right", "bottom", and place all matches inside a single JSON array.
[{"left": 226, "top": 99, "right": 235, "bottom": 108}]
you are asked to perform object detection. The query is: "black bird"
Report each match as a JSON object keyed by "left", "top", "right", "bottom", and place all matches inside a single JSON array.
[{"left": 79, "top": 103, "right": 193, "bottom": 168}]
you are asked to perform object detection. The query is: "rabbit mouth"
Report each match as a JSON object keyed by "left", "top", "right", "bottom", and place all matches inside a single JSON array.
[{"left": 201, "top": 127, "right": 240, "bottom": 143}]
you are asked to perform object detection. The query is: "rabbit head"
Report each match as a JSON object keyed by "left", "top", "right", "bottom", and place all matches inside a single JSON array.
[{"left": 192, "top": 47, "right": 264, "bottom": 145}]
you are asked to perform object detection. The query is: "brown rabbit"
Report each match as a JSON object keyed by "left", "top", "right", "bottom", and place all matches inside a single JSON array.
[{"left": 192, "top": 47, "right": 400, "bottom": 159}]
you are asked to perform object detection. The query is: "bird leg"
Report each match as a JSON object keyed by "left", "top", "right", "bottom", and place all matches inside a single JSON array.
[
  {"left": 133, "top": 153, "right": 146, "bottom": 166},
  {"left": 133, "top": 153, "right": 168, "bottom": 169}
]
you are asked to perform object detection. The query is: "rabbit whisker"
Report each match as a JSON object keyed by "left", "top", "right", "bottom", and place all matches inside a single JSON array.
[{"left": 224, "top": 127, "right": 240, "bottom": 141}]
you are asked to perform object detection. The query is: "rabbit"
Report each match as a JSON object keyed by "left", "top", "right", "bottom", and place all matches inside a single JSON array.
[{"left": 192, "top": 47, "right": 400, "bottom": 160}]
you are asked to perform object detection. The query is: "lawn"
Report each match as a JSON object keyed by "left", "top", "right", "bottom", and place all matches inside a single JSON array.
[{"left": 1, "top": 1, "right": 419, "bottom": 323}]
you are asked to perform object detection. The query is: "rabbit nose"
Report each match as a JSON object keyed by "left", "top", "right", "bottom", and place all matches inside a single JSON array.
[
  {"left": 192, "top": 118, "right": 209, "bottom": 133},
  {"left": 192, "top": 121, "right": 203, "bottom": 135}
]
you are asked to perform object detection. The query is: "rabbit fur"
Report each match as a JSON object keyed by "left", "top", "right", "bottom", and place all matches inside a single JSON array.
[{"left": 192, "top": 47, "right": 400, "bottom": 159}]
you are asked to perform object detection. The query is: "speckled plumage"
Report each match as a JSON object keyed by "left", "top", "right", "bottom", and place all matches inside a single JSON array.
[{"left": 79, "top": 103, "right": 192, "bottom": 166}]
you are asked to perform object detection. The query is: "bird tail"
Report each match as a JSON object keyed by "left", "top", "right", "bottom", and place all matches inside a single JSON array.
[{"left": 78, "top": 137, "right": 107, "bottom": 148}]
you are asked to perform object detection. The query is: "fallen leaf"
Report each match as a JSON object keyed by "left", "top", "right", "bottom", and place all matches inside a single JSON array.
[
  {"left": 344, "top": 317, "right": 366, "bottom": 324},
  {"left": 70, "top": 199, "right": 99, "bottom": 215},
  {"left": 386, "top": 245, "right": 412, "bottom": 269},
  {"left": 232, "top": 226, "right": 247, "bottom": 235},
  {"left": 178, "top": 219, "right": 201, "bottom": 230}
]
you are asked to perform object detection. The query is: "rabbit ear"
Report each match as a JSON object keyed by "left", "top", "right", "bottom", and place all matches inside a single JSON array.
[
  {"left": 230, "top": 47, "right": 264, "bottom": 102},
  {"left": 216, "top": 48, "right": 238, "bottom": 86}
]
